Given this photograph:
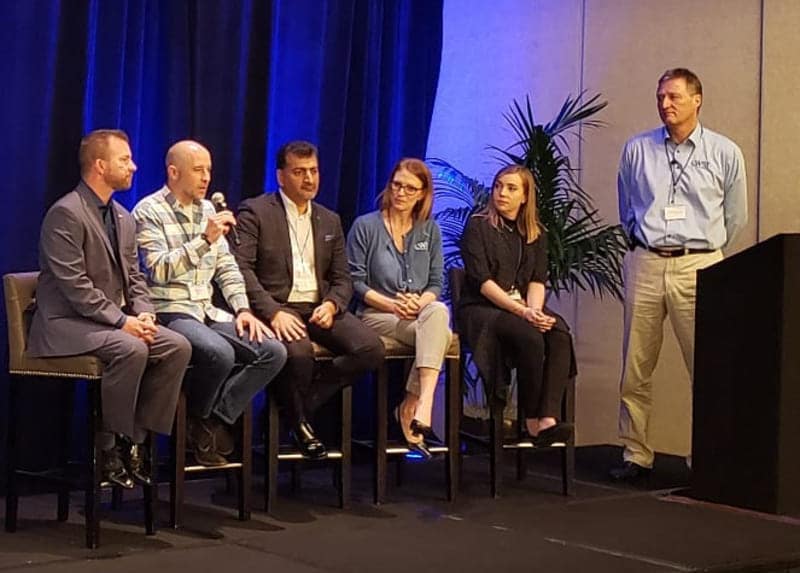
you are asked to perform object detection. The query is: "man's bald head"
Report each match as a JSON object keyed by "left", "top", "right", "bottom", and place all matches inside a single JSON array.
[
  {"left": 166, "top": 140, "right": 209, "bottom": 169},
  {"left": 165, "top": 140, "right": 212, "bottom": 205}
]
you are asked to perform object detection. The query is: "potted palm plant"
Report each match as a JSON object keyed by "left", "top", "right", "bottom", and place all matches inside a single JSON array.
[{"left": 432, "top": 92, "right": 627, "bottom": 418}]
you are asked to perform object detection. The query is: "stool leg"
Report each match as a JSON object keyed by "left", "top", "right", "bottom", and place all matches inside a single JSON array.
[
  {"left": 458, "top": 353, "right": 467, "bottom": 489},
  {"left": 238, "top": 404, "right": 252, "bottom": 521},
  {"left": 339, "top": 385, "right": 352, "bottom": 510},
  {"left": 85, "top": 383, "right": 101, "bottom": 549},
  {"left": 516, "top": 393, "right": 527, "bottom": 482},
  {"left": 395, "top": 457, "right": 405, "bottom": 487},
  {"left": 5, "top": 375, "right": 19, "bottom": 533},
  {"left": 446, "top": 356, "right": 461, "bottom": 502},
  {"left": 290, "top": 464, "right": 301, "bottom": 494},
  {"left": 170, "top": 392, "right": 187, "bottom": 528},
  {"left": 374, "top": 366, "right": 388, "bottom": 505},
  {"left": 561, "top": 377, "right": 576, "bottom": 496},
  {"left": 111, "top": 487, "right": 123, "bottom": 510},
  {"left": 489, "top": 398, "right": 502, "bottom": 499},
  {"left": 144, "top": 433, "right": 156, "bottom": 534},
  {"left": 265, "top": 392, "right": 279, "bottom": 514},
  {"left": 57, "top": 383, "right": 75, "bottom": 521}
]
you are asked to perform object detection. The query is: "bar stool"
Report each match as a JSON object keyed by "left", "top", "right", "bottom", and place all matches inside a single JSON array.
[
  {"left": 168, "top": 389, "right": 252, "bottom": 527},
  {"left": 363, "top": 335, "right": 461, "bottom": 505},
  {"left": 3, "top": 272, "right": 156, "bottom": 549},
  {"left": 448, "top": 267, "right": 575, "bottom": 498},
  {"left": 262, "top": 342, "right": 351, "bottom": 514}
]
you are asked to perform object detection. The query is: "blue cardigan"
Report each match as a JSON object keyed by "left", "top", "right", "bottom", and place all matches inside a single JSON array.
[{"left": 346, "top": 210, "right": 444, "bottom": 311}]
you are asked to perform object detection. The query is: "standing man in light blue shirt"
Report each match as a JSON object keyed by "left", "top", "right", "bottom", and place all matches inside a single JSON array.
[{"left": 611, "top": 68, "right": 748, "bottom": 482}]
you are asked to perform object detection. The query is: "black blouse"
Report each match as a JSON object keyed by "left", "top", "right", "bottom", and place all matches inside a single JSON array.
[{"left": 459, "top": 214, "right": 548, "bottom": 308}]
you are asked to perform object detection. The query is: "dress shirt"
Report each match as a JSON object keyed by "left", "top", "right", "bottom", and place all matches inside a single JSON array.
[
  {"left": 617, "top": 123, "right": 747, "bottom": 250},
  {"left": 133, "top": 185, "right": 249, "bottom": 322},
  {"left": 346, "top": 210, "right": 443, "bottom": 312},
  {"left": 279, "top": 190, "right": 319, "bottom": 303}
]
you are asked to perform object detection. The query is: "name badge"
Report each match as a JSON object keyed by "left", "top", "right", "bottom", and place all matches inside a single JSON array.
[
  {"left": 664, "top": 204, "right": 687, "bottom": 221},
  {"left": 507, "top": 287, "right": 523, "bottom": 301},
  {"left": 188, "top": 283, "right": 209, "bottom": 301}
]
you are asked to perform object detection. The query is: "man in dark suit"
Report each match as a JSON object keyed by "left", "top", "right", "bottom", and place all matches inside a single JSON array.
[
  {"left": 27, "top": 129, "right": 191, "bottom": 488},
  {"left": 234, "top": 140, "right": 384, "bottom": 458}
]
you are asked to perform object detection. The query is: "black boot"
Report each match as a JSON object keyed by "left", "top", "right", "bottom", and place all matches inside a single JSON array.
[
  {"left": 121, "top": 439, "right": 153, "bottom": 486},
  {"left": 101, "top": 446, "right": 134, "bottom": 489}
]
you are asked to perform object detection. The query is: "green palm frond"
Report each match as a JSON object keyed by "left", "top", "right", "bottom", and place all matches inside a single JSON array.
[{"left": 431, "top": 91, "right": 626, "bottom": 302}]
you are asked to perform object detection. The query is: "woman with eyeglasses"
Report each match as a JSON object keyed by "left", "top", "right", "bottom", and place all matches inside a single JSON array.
[
  {"left": 346, "top": 158, "right": 451, "bottom": 459},
  {"left": 458, "top": 165, "right": 574, "bottom": 447}
]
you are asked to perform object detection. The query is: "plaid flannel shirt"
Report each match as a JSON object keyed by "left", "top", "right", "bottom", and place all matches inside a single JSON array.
[{"left": 132, "top": 186, "right": 249, "bottom": 322}]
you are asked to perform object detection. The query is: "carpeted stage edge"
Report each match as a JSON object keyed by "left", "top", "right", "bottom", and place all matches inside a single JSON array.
[{"left": 1, "top": 445, "right": 800, "bottom": 573}]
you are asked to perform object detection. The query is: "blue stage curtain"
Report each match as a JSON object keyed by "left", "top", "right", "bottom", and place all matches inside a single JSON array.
[
  {"left": 263, "top": 0, "right": 443, "bottom": 226},
  {"left": 0, "top": 0, "right": 441, "bottom": 273},
  {"left": 0, "top": 0, "right": 442, "bottom": 475}
]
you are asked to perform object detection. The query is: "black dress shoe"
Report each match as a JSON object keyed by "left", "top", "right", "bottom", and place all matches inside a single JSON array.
[
  {"left": 609, "top": 461, "right": 652, "bottom": 482},
  {"left": 393, "top": 410, "right": 433, "bottom": 461},
  {"left": 532, "top": 423, "right": 574, "bottom": 447},
  {"left": 290, "top": 421, "right": 328, "bottom": 460},
  {"left": 407, "top": 439, "right": 433, "bottom": 460},
  {"left": 101, "top": 448, "right": 134, "bottom": 489},
  {"left": 124, "top": 442, "right": 153, "bottom": 486},
  {"left": 410, "top": 419, "right": 442, "bottom": 444}
]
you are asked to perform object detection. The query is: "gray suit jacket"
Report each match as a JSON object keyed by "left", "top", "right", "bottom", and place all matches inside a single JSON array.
[{"left": 28, "top": 182, "right": 154, "bottom": 357}]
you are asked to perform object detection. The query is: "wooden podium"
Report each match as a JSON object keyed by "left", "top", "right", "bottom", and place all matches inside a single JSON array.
[{"left": 692, "top": 233, "right": 800, "bottom": 514}]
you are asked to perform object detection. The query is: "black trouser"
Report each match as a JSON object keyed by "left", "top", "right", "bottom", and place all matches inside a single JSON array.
[
  {"left": 270, "top": 303, "right": 385, "bottom": 425},
  {"left": 492, "top": 312, "right": 572, "bottom": 419}
]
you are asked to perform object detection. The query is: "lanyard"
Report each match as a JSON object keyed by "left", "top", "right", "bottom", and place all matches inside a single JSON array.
[
  {"left": 663, "top": 125, "right": 703, "bottom": 204},
  {"left": 287, "top": 216, "right": 312, "bottom": 267}
]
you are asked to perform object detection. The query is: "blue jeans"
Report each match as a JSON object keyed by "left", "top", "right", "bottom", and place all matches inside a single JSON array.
[{"left": 159, "top": 313, "right": 287, "bottom": 424}]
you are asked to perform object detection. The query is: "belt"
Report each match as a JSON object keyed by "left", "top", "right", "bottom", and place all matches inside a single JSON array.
[{"left": 633, "top": 239, "right": 715, "bottom": 258}]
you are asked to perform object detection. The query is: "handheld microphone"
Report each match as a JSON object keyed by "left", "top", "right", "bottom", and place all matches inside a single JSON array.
[{"left": 210, "top": 192, "right": 240, "bottom": 246}]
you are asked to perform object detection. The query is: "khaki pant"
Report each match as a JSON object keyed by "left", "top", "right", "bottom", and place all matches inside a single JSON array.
[
  {"left": 360, "top": 302, "right": 452, "bottom": 395},
  {"left": 619, "top": 247, "right": 723, "bottom": 468}
]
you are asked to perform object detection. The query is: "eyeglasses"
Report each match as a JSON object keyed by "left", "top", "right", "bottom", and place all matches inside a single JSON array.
[{"left": 390, "top": 180, "right": 423, "bottom": 195}]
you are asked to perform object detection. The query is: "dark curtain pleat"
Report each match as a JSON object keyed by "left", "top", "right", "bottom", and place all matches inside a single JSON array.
[{"left": 0, "top": 0, "right": 443, "bottom": 481}]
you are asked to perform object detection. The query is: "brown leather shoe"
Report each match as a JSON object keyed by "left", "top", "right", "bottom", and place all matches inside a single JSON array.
[
  {"left": 207, "top": 417, "right": 235, "bottom": 456},
  {"left": 187, "top": 417, "right": 228, "bottom": 467}
]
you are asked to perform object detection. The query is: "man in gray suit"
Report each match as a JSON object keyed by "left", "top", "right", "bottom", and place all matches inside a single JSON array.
[{"left": 28, "top": 129, "right": 191, "bottom": 488}]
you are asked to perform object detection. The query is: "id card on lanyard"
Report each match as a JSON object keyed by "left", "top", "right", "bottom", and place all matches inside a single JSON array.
[{"left": 664, "top": 129, "right": 701, "bottom": 223}]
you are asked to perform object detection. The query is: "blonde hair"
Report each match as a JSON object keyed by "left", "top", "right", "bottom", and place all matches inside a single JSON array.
[
  {"left": 483, "top": 165, "right": 541, "bottom": 243},
  {"left": 377, "top": 158, "right": 433, "bottom": 222}
]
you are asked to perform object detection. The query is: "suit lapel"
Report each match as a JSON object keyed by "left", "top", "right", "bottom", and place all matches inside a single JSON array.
[
  {"left": 269, "top": 193, "right": 293, "bottom": 276},
  {"left": 311, "top": 207, "right": 325, "bottom": 281}
]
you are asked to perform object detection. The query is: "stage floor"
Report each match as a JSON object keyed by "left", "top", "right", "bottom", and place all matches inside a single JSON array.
[{"left": 2, "top": 446, "right": 799, "bottom": 573}]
